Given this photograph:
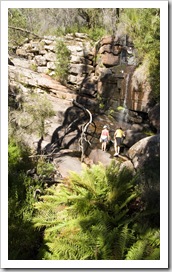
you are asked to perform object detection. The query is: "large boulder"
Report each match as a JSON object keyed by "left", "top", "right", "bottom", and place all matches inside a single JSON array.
[
  {"left": 119, "top": 160, "right": 135, "bottom": 173},
  {"left": 54, "top": 155, "right": 82, "bottom": 178},
  {"left": 88, "top": 148, "right": 112, "bottom": 166},
  {"left": 102, "top": 53, "right": 120, "bottom": 67},
  {"left": 127, "top": 134, "right": 160, "bottom": 170},
  {"left": 123, "top": 129, "right": 148, "bottom": 148},
  {"left": 148, "top": 103, "right": 160, "bottom": 133},
  {"left": 99, "top": 44, "right": 122, "bottom": 55}
]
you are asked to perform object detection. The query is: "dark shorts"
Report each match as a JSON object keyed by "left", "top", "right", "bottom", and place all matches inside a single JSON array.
[{"left": 115, "top": 137, "right": 122, "bottom": 146}]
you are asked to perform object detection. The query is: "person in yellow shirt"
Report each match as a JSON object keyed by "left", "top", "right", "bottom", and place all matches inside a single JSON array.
[{"left": 114, "top": 127, "right": 125, "bottom": 156}]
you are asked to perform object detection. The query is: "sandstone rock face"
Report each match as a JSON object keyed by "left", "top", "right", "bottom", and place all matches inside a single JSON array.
[
  {"left": 10, "top": 34, "right": 155, "bottom": 117},
  {"left": 128, "top": 82, "right": 152, "bottom": 112},
  {"left": 9, "top": 33, "right": 159, "bottom": 168},
  {"left": 69, "top": 63, "right": 94, "bottom": 75},
  {"left": 8, "top": 65, "right": 77, "bottom": 101},
  {"left": 102, "top": 53, "right": 120, "bottom": 67}
]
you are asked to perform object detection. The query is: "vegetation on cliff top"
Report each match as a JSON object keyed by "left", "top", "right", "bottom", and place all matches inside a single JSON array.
[{"left": 8, "top": 8, "right": 160, "bottom": 102}]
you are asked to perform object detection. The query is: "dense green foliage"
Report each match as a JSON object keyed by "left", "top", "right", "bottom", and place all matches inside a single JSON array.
[
  {"left": 8, "top": 91, "right": 56, "bottom": 259},
  {"left": 8, "top": 8, "right": 27, "bottom": 49},
  {"left": 117, "top": 8, "right": 160, "bottom": 102},
  {"left": 8, "top": 136, "right": 160, "bottom": 260},
  {"left": 8, "top": 139, "right": 56, "bottom": 259},
  {"left": 8, "top": 140, "right": 41, "bottom": 259},
  {"left": 33, "top": 162, "right": 160, "bottom": 260}
]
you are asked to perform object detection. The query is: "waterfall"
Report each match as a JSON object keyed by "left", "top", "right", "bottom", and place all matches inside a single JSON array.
[
  {"left": 117, "top": 73, "right": 130, "bottom": 125},
  {"left": 123, "top": 73, "right": 130, "bottom": 123},
  {"left": 123, "top": 74, "right": 130, "bottom": 109}
]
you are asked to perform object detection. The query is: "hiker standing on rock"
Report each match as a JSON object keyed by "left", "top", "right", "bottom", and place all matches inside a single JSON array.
[
  {"left": 100, "top": 125, "right": 110, "bottom": 151},
  {"left": 114, "top": 127, "right": 125, "bottom": 156}
]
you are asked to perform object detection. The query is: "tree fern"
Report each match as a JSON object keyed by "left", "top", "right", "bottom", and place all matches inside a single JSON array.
[{"left": 33, "top": 161, "right": 159, "bottom": 260}]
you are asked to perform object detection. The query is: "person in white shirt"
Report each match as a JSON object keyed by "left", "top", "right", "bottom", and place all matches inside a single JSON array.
[{"left": 100, "top": 125, "right": 110, "bottom": 151}]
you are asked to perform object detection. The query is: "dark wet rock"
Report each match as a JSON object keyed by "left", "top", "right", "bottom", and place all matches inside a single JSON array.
[
  {"left": 148, "top": 103, "right": 160, "bottom": 132},
  {"left": 123, "top": 129, "right": 148, "bottom": 148}
]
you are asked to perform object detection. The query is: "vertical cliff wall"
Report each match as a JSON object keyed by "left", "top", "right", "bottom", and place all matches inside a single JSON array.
[{"left": 9, "top": 33, "right": 155, "bottom": 128}]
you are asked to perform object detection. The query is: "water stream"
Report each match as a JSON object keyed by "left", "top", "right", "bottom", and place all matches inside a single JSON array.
[
  {"left": 124, "top": 74, "right": 130, "bottom": 108},
  {"left": 118, "top": 73, "right": 130, "bottom": 126}
]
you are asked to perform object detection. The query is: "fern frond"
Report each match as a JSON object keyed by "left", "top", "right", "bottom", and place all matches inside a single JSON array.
[
  {"left": 125, "top": 240, "right": 147, "bottom": 260},
  {"left": 125, "top": 228, "right": 160, "bottom": 260},
  {"left": 145, "top": 248, "right": 160, "bottom": 260}
]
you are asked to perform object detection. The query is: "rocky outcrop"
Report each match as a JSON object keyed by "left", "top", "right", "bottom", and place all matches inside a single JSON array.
[
  {"left": 10, "top": 33, "right": 153, "bottom": 117},
  {"left": 123, "top": 129, "right": 148, "bottom": 148},
  {"left": 8, "top": 33, "right": 160, "bottom": 179},
  {"left": 54, "top": 155, "right": 83, "bottom": 178},
  {"left": 8, "top": 65, "right": 77, "bottom": 101},
  {"left": 88, "top": 148, "right": 112, "bottom": 166},
  {"left": 127, "top": 134, "right": 160, "bottom": 170},
  {"left": 148, "top": 103, "right": 160, "bottom": 133}
]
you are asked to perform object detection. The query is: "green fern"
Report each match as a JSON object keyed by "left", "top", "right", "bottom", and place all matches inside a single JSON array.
[
  {"left": 125, "top": 240, "right": 147, "bottom": 260},
  {"left": 33, "top": 161, "right": 159, "bottom": 260},
  {"left": 125, "top": 229, "right": 160, "bottom": 260}
]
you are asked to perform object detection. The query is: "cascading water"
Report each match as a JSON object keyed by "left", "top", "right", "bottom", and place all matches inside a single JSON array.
[
  {"left": 123, "top": 74, "right": 129, "bottom": 108},
  {"left": 118, "top": 73, "right": 130, "bottom": 125},
  {"left": 123, "top": 73, "right": 130, "bottom": 122}
]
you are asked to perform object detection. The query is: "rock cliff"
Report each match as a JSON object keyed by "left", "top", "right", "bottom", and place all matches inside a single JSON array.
[
  {"left": 8, "top": 33, "right": 160, "bottom": 177},
  {"left": 9, "top": 33, "right": 159, "bottom": 130}
]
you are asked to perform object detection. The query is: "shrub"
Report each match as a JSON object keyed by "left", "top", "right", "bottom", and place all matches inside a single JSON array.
[
  {"left": 55, "top": 40, "right": 71, "bottom": 84},
  {"left": 21, "top": 93, "right": 55, "bottom": 138},
  {"left": 8, "top": 139, "right": 43, "bottom": 260}
]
